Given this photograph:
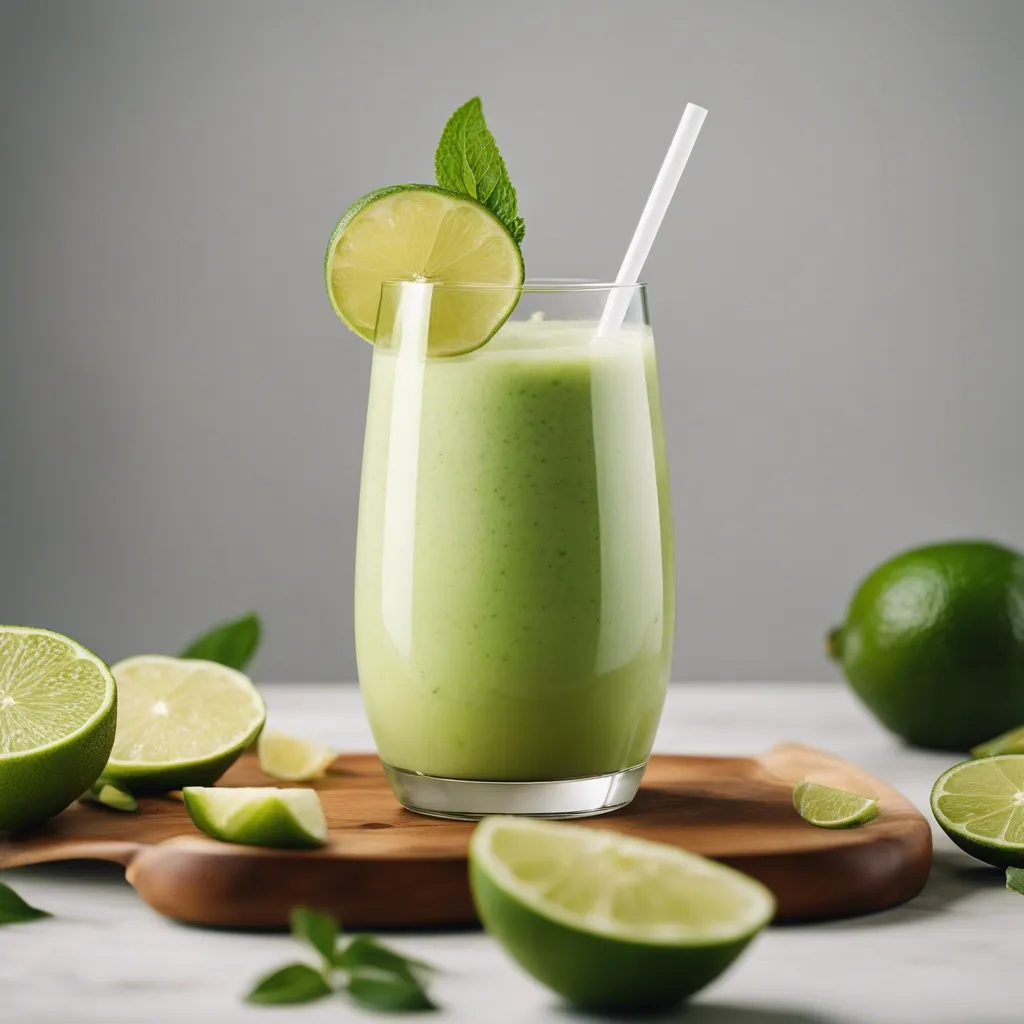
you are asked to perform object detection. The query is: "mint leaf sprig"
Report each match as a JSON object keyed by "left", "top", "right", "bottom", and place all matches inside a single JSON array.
[
  {"left": 0, "top": 881, "right": 52, "bottom": 926},
  {"left": 179, "top": 611, "right": 261, "bottom": 671},
  {"left": 245, "top": 907, "right": 437, "bottom": 1012},
  {"left": 435, "top": 97, "right": 525, "bottom": 245}
]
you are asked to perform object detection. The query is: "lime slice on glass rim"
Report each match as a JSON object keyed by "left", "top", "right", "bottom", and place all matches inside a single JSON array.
[
  {"left": 104, "top": 655, "right": 266, "bottom": 794},
  {"left": 469, "top": 816, "right": 774, "bottom": 1013},
  {"left": 258, "top": 728, "right": 335, "bottom": 782},
  {"left": 324, "top": 184, "right": 524, "bottom": 356},
  {"left": 0, "top": 626, "right": 117, "bottom": 830},
  {"left": 183, "top": 786, "right": 328, "bottom": 849},
  {"left": 931, "top": 755, "right": 1024, "bottom": 867},
  {"left": 792, "top": 781, "right": 879, "bottom": 829}
]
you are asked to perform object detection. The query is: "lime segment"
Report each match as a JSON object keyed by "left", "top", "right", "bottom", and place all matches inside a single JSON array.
[
  {"left": 257, "top": 729, "right": 335, "bottom": 782},
  {"left": 105, "top": 655, "right": 266, "bottom": 793},
  {"left": 0, "top": 626, "right": 117, "bottom": 830},
  {"left": 183, "top": 786, "right": 328, "bottom": 849},
  {"left": 793, "top": 781, "right": 879, "bottom": 829},
  {"left": 324, "top": 184, "right": 524, "bottom": 354},
  {"left": 972, "top": 725, "right": 1024, "bottom": 759},
  {"left": 469, "top": 817, "right": 774, "bottom": 1012},
  {"left": 931, "top": 755, "right": 1024, "bottom": 867}
]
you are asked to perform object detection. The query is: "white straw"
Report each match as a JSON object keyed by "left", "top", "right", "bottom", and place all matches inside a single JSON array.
[{"left": 596, "top": 102, "right": 708, "bottom": 336}]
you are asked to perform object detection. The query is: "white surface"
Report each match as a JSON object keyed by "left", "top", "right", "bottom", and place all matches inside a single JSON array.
[{"left": 0, "top": 682, "right": 1010, "bottom": 1024}]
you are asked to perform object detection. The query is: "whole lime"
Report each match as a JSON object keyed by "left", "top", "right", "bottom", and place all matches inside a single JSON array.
[{"left": 828, "top": 540, "right": 1024, "bottom": 751}]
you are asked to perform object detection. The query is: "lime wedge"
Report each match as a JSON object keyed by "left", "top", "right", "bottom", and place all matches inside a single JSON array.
[
  {"left": 792, "top": 781, "right": 879, "bottom": 829},
  {"left": 324, "top": 184, "right": 524, "bottom": 355},
  {"left": 81, "top": 781, "right": 138, "bottom": 813},
  {"left": 972, "top": 725, "right": 1024, "bottom": 759},
  {"left": 183, "top": 786, "right": 328, "bottom": 849},
  {"left": 257, "top": 729, "right": 335, "bottom": 782},
  {"left": 0, "top": 626, "right": 116, "bottom": 830},
  {"left": 469, "top": 817, "right": 774, "bottom": 1013},
  {"left": 104, "top": 655, "right": 266, "bottom": 794},
  {"left": 931, "top": 755, "right": 1024, "bottom": 867}
]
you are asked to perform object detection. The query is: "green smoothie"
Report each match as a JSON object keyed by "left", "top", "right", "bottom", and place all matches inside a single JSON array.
[{"left": 355, "top": 319, "right": 674, "bottom": 781}]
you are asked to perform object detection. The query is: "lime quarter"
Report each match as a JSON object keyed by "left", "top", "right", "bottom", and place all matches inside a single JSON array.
[
  {"left": 324, "top": 185, "right": 524, "bottom": 355},
  {"left": 793, "top": 781, "right": 879, "bottom": 829},
  {"left": 104, "top": 655, "right": 266, "bottom": 794},
  {"left": 469, "top": 816, "right": 774, "bottom": 1013},
  {"left": 183, "top": 786, "right": 328, "bottom": 849},
  {"left": 0, "top": 626, "right": 116, "bottom": 830},
  {"left": 257, "top": 729, "right": 335, "bottom": 782}
]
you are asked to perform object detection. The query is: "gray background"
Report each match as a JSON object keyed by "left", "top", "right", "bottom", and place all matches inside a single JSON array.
[{"left": 1, "top": 1, "right": 1021, "bottom": 682}]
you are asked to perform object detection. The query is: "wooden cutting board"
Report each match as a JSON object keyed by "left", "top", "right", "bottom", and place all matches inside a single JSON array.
[{"left": 0, "top": 745, "right": 931, "bottom": 928}]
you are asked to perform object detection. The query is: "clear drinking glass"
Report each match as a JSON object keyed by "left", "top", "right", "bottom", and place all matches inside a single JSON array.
[{"left": 354, "top": 281, "right": 674, "bottom": 819}]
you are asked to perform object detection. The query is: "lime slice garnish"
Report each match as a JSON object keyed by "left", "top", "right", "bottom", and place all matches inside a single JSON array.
[
  {"left": 104, "top": 655, "right": 266, "bottom": 794},
  {"left": 469, "top": 817, "right": 774, "bottom": 1013},
  {"left": 0, "top": 626, "right": 117, "bottom": 830},
  {"left": 792, "top": 781, "right": 879, "bottom": 829},
  {"left": 183, "top": 786, "right": 328, "bottom": 849},
  {"left": 972, "top": 725, "right": 1024, "bottom": 759},
  {"left": 324, "top": 184, "right": 524, "bottom": 355},
  {"left": 257, "top": 729, "right": 335, "bottom": 782},
  {"left": 931, "top": 755, "right": 1024, "bottom": 867}
]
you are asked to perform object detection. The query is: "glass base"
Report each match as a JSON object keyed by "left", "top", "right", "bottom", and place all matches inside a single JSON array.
[{"left": 381, "top": 761, "right": 647, "bottom": 821}]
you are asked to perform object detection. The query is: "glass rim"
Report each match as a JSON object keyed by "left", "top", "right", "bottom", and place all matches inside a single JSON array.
[{"left": 379, "top": 277, "right": 647, "bottom": 294}]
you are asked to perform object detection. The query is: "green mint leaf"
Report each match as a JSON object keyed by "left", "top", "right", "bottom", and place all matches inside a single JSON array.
[
  {"left": 290, "top": 907, "right": 339, "bottom": 963},
  {"left": 180, "top": 611, "right": 261, "bottom": 671},
  {"left": 348, "top": 968, "right": 436, "bottom": 1013},
  {"left": 335, "top": 935, "right": 435, "bottom": 982},
  {"left": 0, "top": 882, "right": 52, "bottom": 925},
  {"left": 435, "top": 97, "right": 525, "bottom": 244},
  {"left": 244, "top": 962, "right": 332, "bottom": 1005},
  {"left": 1007, "top": 868, "right": 1024, "bottom": 894}
]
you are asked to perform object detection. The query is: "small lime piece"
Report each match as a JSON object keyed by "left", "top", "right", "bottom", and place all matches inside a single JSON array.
[
  {"left": 104, "top": 655, "right": 266, "bottom": 794},
  {"left": 931, "top": 755, "right": 1024, "bottom": 867},
  {"left": 793, "top": 781, "right": 879, "bottom": 829},
  {"left": 81, "top": 782, "right": 138, "bottom": 813},
  {"left": 324, "top": 184, "right": 524, "bottom": 355},
  {"left": 257, "top": 729, "right": 335, "bottom": 782},
  {"left": 972, "top": 725, "right": 1024, "bottom": 759},
  {"left": 183, "top": 786, "right": 328, "bottom": 849},
  {"left": 469, "top": 816, "right": 774, "bottom": 1013},
  {"left": 0, "top": 626, "right": 117, "bottom": 830}
]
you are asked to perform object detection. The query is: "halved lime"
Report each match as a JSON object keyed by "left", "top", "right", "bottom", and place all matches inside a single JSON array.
[
  {"left": 0, "top": 626, "right": 117, "bottom": 830},
  {"left": 324, "top": 184, "right": 524, "bottom": 355},
  {"left": 183, "top": 786, "right": 328, "bottom": 849},
  {"left": 931, "top": 755, "right": 1024, "bottom": 867},
  {"left": 972, "top": 725, "right": 1024, "bottom": 759},
  {"left": 792, "top": 781, "right": 879, "bottom": 829},
  {"left": 257, "top": 729, "right": 335, "bottom": 782},
  {"left": 469, "top": 817, "right": 774, "bottom": 1013},
  {"left": 104, "top": 655, "right": 266, "bottom": 794}
]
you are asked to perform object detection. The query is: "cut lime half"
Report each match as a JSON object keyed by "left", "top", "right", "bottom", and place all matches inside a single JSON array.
[
  {"left": 469, "top": 817, "right": 774, "bottom": 1013},
  {"left": 105, "top": 655, "right": 266, "bottom": 794},
  {"left": 0, "top": 626, "right": 117, "bottom": 830},
  {"left": 793, "top": 781, "right": 879, "bottom": 829},
  {"left": 324, "top": 184, "right": 524, "bottom": 355},
  {"left": 257, "top": 729, "right": 335, "bottom": 782},
  {"left": 931, "top": 755, "right": 1024, "bottom": 867},
  {"left": 183, "top": 786, "right": 328, "bottom": 849}
]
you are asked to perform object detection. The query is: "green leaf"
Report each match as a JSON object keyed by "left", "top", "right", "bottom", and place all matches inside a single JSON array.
[
  {"left": 290, "top": 907, "right": 338, "bottom": 962},
  {"left": 348, "top": 968, "right": 436, "bottom": 1012},
  {"left": 244, "top": 962, "right": 332, "bottom": 1005},
  {"left": 0, "top": 882, "right": 52, "bottom": 925},
  {"left": 180, "top": 611, "right": 261, "bottom": 671},
  {"left": 435, "top": 97, "right": 525, "bottom": 244},
  {"left": 1007, "top": 867, "right": 1024, "bottom": 894},
  {"left": 335, "top": 935, "right": 435, "bottom": 982}
]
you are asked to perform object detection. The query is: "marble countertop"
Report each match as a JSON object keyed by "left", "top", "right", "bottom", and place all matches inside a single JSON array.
[{"left": 1, "top": 682, "right": 1010, "bottom": 1024}]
